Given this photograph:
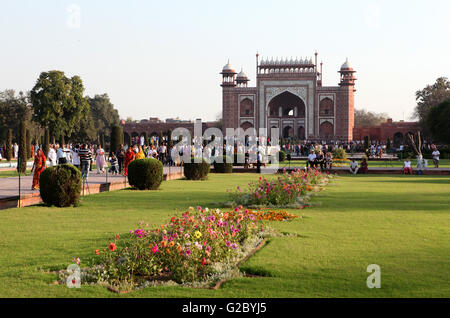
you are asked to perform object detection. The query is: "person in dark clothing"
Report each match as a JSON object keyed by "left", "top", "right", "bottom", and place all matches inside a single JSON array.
[{"left": 116, "top": 144, "right": 125, "bottom": 174}]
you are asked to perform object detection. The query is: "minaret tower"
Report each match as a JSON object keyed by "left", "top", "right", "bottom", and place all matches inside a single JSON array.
[
  {"left": 337, "top": 58, "right": 356, "bottom": 141},
  {"left": 338, "top": 58, "right": 356, "bottom": 88},
  {"left": 220, "top": 59, "right": 237, "bottom": 87}
]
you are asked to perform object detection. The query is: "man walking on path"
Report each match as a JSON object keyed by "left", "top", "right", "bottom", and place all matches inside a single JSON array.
[{"left": 78, "top": 144, "right": 92, "bottom": 179}]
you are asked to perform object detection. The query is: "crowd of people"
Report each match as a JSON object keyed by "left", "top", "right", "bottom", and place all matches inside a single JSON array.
[{"left": 0, "top": 135, "right": 445, "bottom": 190}]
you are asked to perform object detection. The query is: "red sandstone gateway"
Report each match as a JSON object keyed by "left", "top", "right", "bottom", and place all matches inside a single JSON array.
[{"left": 221, "top": 53, "right": 356, "bottom": 142}]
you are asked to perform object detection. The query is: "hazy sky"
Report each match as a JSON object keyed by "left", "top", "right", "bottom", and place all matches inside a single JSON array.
[{"left": 0, "top": 0, "right": 449, "bottom": 122}]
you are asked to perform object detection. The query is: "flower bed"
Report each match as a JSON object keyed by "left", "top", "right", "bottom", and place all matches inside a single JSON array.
[
  {"left": 72, "top": 206, "right": 270, "bottom": 290},
  {"left": 230, "top": 168, "right": 331, "bottom": 208}
]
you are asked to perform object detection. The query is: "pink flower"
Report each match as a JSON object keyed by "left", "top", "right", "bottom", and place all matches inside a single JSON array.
[{"left": 152, "top": 244, "right": 158, "bottom": 254}]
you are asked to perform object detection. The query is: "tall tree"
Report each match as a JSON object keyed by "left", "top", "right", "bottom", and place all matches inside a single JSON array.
[
  {"left": 43, "top": 129, "right": 50, "bottom": 156},
  {"left": 426, "top": 99, "right": 450, "bottom": 145},
  {"left": 17, "top": 122, "right": 27, "bottom": 173},
  {"left": 30, "top": 71, "right": 90, "bottom": 141},
  {"left": 414, "top": 77, "right": 450, "bottom": 132},
  {"left": 110, "top": 125, "right": 123, "bottom": 154},
  {"left": 26, "top": 129, "right": 31, "bottom": 159},
  {"left": 0, "top": 90, "right": 32, "bottom": 142},
  {"left": 5, "top": 129, "right": 12, "bottom": 161},
  {"left": 86, "top": 94, "right": 120, "bottom": 138},
  {"left": 354, "top": 109, "right": 389, "bottom": 127}
]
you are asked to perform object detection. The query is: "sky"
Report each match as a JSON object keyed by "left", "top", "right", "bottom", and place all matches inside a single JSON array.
[{"left": 0, "top": 0, "right": 449, "bottom": 122}]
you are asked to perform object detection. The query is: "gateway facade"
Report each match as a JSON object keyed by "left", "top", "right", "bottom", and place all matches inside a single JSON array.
[{"left": 221, "top": 53, "right": 356, "bottom": 142}]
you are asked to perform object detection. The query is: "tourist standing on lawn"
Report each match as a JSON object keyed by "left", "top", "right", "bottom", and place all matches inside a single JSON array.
[
  {"left": 78, "top": 144, "right": 92, "bottom": 179},
  {"left": 124, "top": 145, "right": 135, "bottom": 176},
  {"left": 31, "top": 149, "right": 46, "bottom": 190},
  {"left": 403, "top": 158, "right": 413, "bottom": 175},
  {"left": 349, "top": 159, "right": 359, "bottom": 174},
  {"left": 96, "top": 145, "right": 106, "bottom": 174},
  {"left": 432, "top": 146, "right": 440, "bottom": 168}
]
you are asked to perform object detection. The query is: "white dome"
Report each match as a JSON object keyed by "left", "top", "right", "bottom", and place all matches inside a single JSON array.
[
  {"left": 237, "top": 68, "right": 248, "bottom": 79},
  {"left": 341, "top": 58, "right": 352, "bottom": 69},
  {"left": 222, "top": 60, "right": 235, "bottom": 72}
]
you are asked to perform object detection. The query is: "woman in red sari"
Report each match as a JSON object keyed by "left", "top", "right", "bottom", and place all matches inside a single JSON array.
[
  {"left": 124, "top": 146, "right": 136, "bottom": 176},
  {"left": 31, "top": 149, "right": 46, "bottom": 190}
]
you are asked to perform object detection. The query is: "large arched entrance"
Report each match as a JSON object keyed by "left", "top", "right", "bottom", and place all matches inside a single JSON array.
[
  {"left": 319, "top": 121, "right": 333, "bottom": 139},
  {"left": 268, "top": 91, "right": 306, "bottom": 118},
  {"left": 298, "top": 126, "right": 305, "bottom": 140},
  {"left": 283, "top": 126, "right": 294, "bottom": 139}
]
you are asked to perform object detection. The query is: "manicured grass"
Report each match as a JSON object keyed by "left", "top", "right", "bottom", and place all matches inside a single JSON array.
[
  {"left": 0, "top": 174, "right": 449, "bottom": 297},
  {"left": 277, "top": 159, "right": 450, "bottom": 168}
]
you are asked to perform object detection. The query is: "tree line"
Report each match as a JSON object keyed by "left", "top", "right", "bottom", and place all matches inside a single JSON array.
[{"left": 0, "top": 70, "right": 121, "bottom": 165}]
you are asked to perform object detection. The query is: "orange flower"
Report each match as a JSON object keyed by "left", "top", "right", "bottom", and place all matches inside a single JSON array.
[
  {"left": 166, "top": 248, "right": 170, "bottom": 254},
  {"left": 161, "top": 240, "right": 167, "bottom": 247},
  {"left": 108, "top": 243, "right": 116, "bottom": 251},
  {"left": 95, "top": 249, "right": 100, "bottom": 255},
  {"left": 177, "top": 245, "right": 182, "bottom": 252},
  {"left": 168, "top": 241, "right": 175, "bottom": 247}
]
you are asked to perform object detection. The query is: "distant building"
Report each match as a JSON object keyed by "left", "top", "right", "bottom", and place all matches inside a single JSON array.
[
  {"left": 221, "top": 53, "right": 356, "bottom": 141},
  {"left": 353, "top": 118, "right": 420, "bottom": 144}
]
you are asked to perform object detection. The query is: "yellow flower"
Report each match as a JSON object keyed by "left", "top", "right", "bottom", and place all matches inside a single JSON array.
[{"left": 194, "top": 231, "right": 202, "bottom": 239}]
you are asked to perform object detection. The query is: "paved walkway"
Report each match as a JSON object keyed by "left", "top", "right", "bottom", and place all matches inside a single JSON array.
[{"left": 0, "top": 166, "right": 183, "bottom": 200}]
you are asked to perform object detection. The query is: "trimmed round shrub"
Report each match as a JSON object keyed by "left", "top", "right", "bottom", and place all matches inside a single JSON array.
[
  {"left": 184, "top": 158, "right": 210, "bottom": 180},
  {"left": 213, "top": 155, "right": 233, "bottom": 173},
  {"left": 128, "top": 158, "right": 163, "bottom": 190},
  {"left": 278, "top": 150, "right": 286, "bottom": 162},
  {"left": 332, "top": 147, "right": 347, "bottom": 159},
  {"left": 39, "top": 164, "right": 82, "bottom": 207}
]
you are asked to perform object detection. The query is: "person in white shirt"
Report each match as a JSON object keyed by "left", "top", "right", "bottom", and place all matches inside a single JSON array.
[
  {"left": 48, "top": 145, "right": 57, "bottom": 166},
  {"left": 71, "top": 145, "right": 80, "bottom": 168},
  {"left": 403, "top": 159, "right": 412, "bottom": 175},
  {"left": 13, "top": 143, "right": 19, "bottom": 158},
  {"left": 307, "top": 152, "right": 317, "bottom": 168},
  {"left": 56, "top": 145, "right": 67, "bottom": 164},
  {"left": 432, "top": 149, "right": 440, "bottom": 168},
  {"left": 349, "top": 159, "right": 359, "bottom": 174}
]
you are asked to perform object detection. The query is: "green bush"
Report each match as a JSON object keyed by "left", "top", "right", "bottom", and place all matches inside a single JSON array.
[
  {"left": 127, "top": 158, "right": 163, "bottom": 190},
  {"left": 332, "top": 147, "right": 347, "bottom": 159},
  {"left": 184, "top": 158, "right": 210, "bottom": 180},
  {"left": 39, "top": 164, "right": 82, "bottom": 207},
  {"left": 213, "top": 155, "right": 233, "bottom": 173},
  {"left": 279, "top": 150, "right": 286, "bottom": 162}
]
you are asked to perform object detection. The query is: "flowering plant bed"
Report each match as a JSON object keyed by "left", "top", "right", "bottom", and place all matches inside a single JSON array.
[
  {"left": 229, "top": 168, "right": 332, "bottom": 209},
  {"left": 63, "top": 206, "right": 285, "bottom": 292}
]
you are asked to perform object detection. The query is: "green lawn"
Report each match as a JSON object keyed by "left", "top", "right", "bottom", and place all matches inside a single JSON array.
[
  {"left": 0, "top": 174, "right": 449, "bottom": 297},
  {"left": 277, "top": 158, "right": 450, "bottom": 168}
]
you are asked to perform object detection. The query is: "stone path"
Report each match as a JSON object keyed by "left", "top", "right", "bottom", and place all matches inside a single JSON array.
[{"left": 0, "top": 166, "right": 183, "bottom": 200}]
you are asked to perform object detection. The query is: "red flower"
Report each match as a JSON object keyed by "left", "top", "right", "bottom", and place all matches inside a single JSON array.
[
  {"left": 108, "top": 243, "right": 117, "bottom": 251},
  {"left": 201, "top": 257, "right": 206, "bottom": 266},
  {"left": 95, "top": 249, "right": 100, "bottom": 255}
]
